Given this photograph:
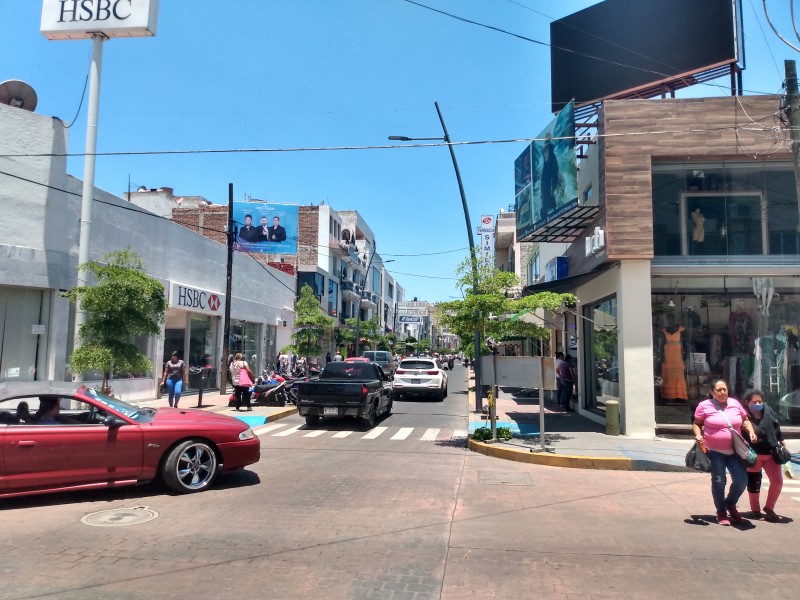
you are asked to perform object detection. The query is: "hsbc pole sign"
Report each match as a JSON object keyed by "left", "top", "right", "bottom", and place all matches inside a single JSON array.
[
  {"left": 41, "top": 0, "right": 160, "bottom": 40},
  {"left": 170, "top": 283, "right": 223, "bottom": 316}
]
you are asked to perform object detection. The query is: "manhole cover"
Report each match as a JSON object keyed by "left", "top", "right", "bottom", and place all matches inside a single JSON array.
[
  {"left": 478, "top": 471, "right": 533, "bottom": 486},
  {"left": 81, "top": 506, "right": 159, "bottom": 527}
]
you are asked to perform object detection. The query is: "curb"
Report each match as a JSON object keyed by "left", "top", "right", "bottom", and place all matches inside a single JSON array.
[{"left": 468, "top": 438, "right": 634, "bottom": 470}]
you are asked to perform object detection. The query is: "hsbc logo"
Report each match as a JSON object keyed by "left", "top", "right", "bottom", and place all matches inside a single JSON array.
[{"left": 171, "top": 283, "right": 223, "bottom": 315}]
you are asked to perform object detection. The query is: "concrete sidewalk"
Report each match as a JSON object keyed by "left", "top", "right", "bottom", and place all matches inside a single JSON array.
[
  {"left": 133, "top": 389, "right": 297, "bottom": 425},
  {"left": 465, "top": 370, "right": 800, "bottom": 472}
]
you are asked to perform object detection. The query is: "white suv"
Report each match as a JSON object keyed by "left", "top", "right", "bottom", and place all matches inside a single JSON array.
[{"left": 393, "top": 358, "right": 448, "bottom": 401}]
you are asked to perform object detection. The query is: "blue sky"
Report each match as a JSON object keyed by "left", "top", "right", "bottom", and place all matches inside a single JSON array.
[{"left": 2, "top": 1, "right": 796, "bottom": 302}]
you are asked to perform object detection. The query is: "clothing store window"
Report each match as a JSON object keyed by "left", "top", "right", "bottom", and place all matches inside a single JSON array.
[
  {"left": 583, "top": 296, "right": 618, "bottom": 415},
  {"left": 652, "top": 277, "right": 800, "bottom": 425},
  {"left": 652, "top": 161, "right": 800, "bottom": 257},
  {"left": 0, "top": 287, "right": 50, "bottom": 382}
]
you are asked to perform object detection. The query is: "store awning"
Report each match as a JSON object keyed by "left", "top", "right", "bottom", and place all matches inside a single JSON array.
[{"left": 522, "top": 263, "right": 617, "bottom": 295}]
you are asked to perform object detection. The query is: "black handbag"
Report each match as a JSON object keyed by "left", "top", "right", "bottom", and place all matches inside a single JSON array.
[
  {"left": 686, "top": 442, "right": 711, "bottom": 472},
  {"left": 772, "top": 444, "right": 792, "bottom": 465}
]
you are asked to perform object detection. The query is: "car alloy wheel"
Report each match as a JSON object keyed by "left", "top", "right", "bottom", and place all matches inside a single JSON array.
[{"left": 163, "top": 439, "right": 218, "bottom": 493}]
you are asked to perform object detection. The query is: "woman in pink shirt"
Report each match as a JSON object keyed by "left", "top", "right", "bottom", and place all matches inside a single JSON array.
[{"left": 692, "top": 379, "right": 757, "bottom": 526}]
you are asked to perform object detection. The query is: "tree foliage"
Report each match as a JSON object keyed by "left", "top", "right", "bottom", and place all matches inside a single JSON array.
[
  {"left": 339, "top": 316, "right": 382, "bottom": 350},
  {"left": 291, "top": 284, "right": 335, "bottom": 358},
  {"left": 436, "top": 252, "right": 575, "bottom": 358},
  {"left": 64, "top": 248, "right": 166, "bottom": 392}
]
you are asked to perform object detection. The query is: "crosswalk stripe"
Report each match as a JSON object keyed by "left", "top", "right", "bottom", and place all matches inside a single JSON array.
[
  {"left": 452, "top": 429, "right": 468, "bottom": 439},
  {"left": 303, "top": 429, "right": 328, "bottom": 437},
  {"left": 391, "top": 427, "right": 414, "bottom": 440},
  {"left": 361, "top": 426, "right": 388, "bottom": 439},
  {"left": 273, "top": 425, "right": 304, "bottom": 437},
  {"left": 332, "top": 431, "right": 353, "bottom": 438},
  {"left": 420, "top": 428, "right": 440, "bottom": 441},
  {"left": 253, "top": 423, "right": 289, "bottom": 435}
]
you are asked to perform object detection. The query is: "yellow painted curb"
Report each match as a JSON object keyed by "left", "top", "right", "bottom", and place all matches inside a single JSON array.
[
  {"left": 266, "top": 407, "right": 298, "bottom": 422},
  {"left": 467, "top": 438, "right": 634, "bottom": 471}
]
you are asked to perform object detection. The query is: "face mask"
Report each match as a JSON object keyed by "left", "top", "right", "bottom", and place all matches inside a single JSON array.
[{"left": 749, "top": 404, "right": 764, "bottom": 412}]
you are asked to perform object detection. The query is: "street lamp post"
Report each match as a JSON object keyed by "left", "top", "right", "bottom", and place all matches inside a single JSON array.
[{"left": 389, "top": 101, "right": 482, "bottom": 412}]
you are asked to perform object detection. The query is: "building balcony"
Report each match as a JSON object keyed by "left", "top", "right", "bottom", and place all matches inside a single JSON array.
[
  {"left": 360, "top": 292, "right": 378, "bottom": 308},
  {"left": 341, "top": 281, "right": 360, "bottom": 299},
  {"left": 329, "top": 236, "right": 351, "bottom": 257}
]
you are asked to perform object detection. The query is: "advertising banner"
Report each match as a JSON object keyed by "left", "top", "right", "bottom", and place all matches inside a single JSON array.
[
  {"left": 233, "top": 202, "right": 298, "bottom": 255},
  {"left": 515, "top": 101, "right": 578, "bottom": 240},
  {"left": 479, "top": 215, "right": 494, "bottom": 268}
]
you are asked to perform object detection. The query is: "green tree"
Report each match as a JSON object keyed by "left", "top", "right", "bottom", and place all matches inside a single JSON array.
[
  {"left": 436, "top": 253, "right": 574, "bottom": 358},
  {"left": 291, "top": 284, "right": 335, "bottom": 359},
  {"left": 64, "top": 248, "right": 167, "bottom": 393},
  {"left": 339, "top": 316, "right": 381, "bottom": 351}
]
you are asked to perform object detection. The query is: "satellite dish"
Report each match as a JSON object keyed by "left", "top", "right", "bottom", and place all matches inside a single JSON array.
[{"left": 0, "top": 80, "right": 38, "bottom": 111}]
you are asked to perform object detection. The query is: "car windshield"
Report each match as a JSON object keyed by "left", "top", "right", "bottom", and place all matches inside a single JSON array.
[
  {"left": 399, "top": 360, "right": 436, "bottom": 370},
  {"left": 363, "top": 352, "right": 389, "bottom": 362},
  {"left": 83, "top": 386, "right": 147, "bottom": 421},
  {"left": 322, "top": 362, "right": 377, "bottom": 379}
]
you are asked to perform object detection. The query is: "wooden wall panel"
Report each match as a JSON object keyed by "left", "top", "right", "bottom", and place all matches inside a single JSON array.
[{"left": 598, "top": 95, "right": 788, "bottom": 261}]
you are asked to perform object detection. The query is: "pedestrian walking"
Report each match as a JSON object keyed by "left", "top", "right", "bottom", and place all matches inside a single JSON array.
[
  {"left": 557, "top": 353, "right": 575, "bottom": 411},
  {"left": 230, "top": 352, "right": 255, "bottom": 411},
  {"left": 692, "top": 379, "right": 757, "bottom": 525},
  {"left": 161, "top": 351, "right": 186, "bottom": 408},
  {"left": 334, "top": 350, "right": 343, "bottom": 362},
  {"left": 743, "top": 389, "right": 786, "bottom": 521},
  {"left": 326, "top": 351, "right": 332, "bottom": 365}
]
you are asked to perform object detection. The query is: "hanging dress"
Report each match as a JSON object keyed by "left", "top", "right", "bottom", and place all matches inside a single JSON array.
[{"left": 662, "top": 326, "right": 688, "bottom": 400}]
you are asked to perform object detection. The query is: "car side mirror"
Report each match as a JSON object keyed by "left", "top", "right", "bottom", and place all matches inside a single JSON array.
[{"left": 103, "top": 414, "right": 125, "bottom": 428}]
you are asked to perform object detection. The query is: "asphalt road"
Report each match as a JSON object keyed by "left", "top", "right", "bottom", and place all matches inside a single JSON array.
[{"left": 2, "top": 365, "right": 799, "bottom": 599}]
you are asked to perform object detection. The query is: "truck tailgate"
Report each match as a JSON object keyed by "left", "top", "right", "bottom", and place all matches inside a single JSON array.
[{"left": 297, "top": 380, "right": 366, "bottom": 404}]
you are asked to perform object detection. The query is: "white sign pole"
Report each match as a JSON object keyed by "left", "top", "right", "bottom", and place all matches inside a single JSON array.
[{"left": 72, "top": 33, "right": 105, "bottom": 382}]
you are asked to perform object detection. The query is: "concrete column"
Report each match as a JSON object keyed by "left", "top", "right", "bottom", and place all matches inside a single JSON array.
[{"left": 617, "top": 260, "right": 656, "bottom": 437}]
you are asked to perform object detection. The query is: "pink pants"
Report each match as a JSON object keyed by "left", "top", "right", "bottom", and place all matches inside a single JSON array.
[{"left": 747, "top": 453, "right": 783, "bottom": 512}]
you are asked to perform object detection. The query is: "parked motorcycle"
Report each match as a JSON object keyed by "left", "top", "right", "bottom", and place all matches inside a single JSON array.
[{"left": 228, "top": 371, "right": 289, "bottom": 407}]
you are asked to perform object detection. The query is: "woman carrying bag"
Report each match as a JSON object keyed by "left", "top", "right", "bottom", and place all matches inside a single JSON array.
[
  {"left": 231, "top": 352, "right": 255, "bottom": 412},
  {"left": 692, "top": 379, "right": 757, "bottom": 526},
  {"left": 743, "top": 389, "right": 788, "bottom": 521}
]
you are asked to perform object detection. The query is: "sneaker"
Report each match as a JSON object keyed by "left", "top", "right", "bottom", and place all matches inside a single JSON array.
[
  {"left": 726, "top": 505, "right": 743, "bottom": 524},
  {"left": 716, "top": 511, "right": 731, "bottom": 526}
]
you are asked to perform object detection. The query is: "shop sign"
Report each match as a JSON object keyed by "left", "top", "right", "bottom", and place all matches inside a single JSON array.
[
  {"left": 41, "top": 0, "right": 160, "bottom": 40},
  {"left": 170, "top": 283, "right": 223, "bottom": 316}
]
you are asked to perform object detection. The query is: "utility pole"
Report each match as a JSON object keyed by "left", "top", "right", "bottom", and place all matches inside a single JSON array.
[
  {"left": 784, "top": 61, "right": 800, "bottom": 232},
  {"left": 219, "top": 183, "right": 235, "bottom": 394}
]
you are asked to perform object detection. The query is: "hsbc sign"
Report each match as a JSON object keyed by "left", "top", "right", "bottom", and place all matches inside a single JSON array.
[
  {"left": 170, "top": 283, "right": 223, "bottom": 316},
  {"left": 41, "top": 0, "right": 160, "bottom": 40}
]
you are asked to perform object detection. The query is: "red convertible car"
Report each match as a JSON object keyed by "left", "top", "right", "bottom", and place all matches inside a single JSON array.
[{"left": 0, "top": 382, "right": 260, "bottom": 499}]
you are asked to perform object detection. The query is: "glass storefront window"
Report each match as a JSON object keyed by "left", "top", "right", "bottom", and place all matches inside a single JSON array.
[
  {"left": 653, "top": 162, "right": 800, "bottom": 257},
  {"left": 189, "top": 315, "right": 217, "bottom": 390},
  {"left": 230, "top": 320, "right": 262, "bottom": 374},
  {"left": 583, "top": 296, "right": 618, "bottom": 415},
  {"left": 652, "top": 277, "right": 800, "bottom": 425}
]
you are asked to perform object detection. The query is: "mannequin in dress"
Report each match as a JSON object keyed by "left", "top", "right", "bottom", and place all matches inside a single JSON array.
[
  {"left": 661, "top": 314, "right": 688, "bottom": 402},
  {"left": 692, "top": 208, "right": 705, "bottom": 243}
]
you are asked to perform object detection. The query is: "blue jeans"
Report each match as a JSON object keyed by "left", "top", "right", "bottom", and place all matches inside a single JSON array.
[
  {"left": 707, "top": 449, "right": 748, "bottom": 512},
  {"left": 166, "top": 378, "right": 183, "bottom": 407}
]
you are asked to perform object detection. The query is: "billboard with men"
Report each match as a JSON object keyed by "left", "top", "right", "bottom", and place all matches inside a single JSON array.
[{"left": 233, "top": 202, "right": 298, "bottom": 255}]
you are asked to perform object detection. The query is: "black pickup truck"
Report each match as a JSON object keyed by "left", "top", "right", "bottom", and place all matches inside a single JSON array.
[{"left": 296, "top": 361, "right": 392, "bottom": 428}]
